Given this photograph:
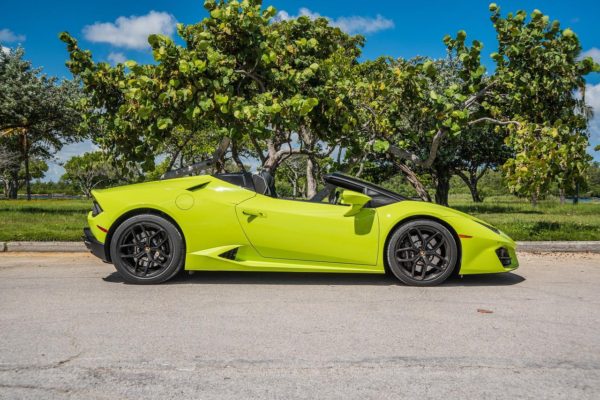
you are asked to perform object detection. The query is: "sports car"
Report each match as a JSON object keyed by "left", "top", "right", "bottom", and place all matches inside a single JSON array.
[{"left": 83, "top": 171, "right": 518, "bottom": 285}]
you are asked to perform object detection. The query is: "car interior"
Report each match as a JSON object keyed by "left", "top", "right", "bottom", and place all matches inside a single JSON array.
[{"left": 213, "top": 171, "right": 406, "bottom": 208}]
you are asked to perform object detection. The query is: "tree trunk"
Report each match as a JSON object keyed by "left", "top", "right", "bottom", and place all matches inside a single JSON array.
[
  {"left": 434, "top": 171, "right": 451, "bottom": 207},
  {"left": 531, "top": 192, "right": 538, "bottom": 207},
  {"left": 306, "top": 156, "right": 317, "bottom": 199},
  {"left": 457, "top": 171, "right": 483, "bottom": 203},
  {"left": 559, "top": 188, "right": 566, "bottom": 205},
  {"left": 468, "top": 180, "right": 482, "bottom": 203},
  {"left": 8, "top": 170, "right": 19, "bottom": 199},
  {"left": 231, "top": 140, "right": 246, "bottom": 172},
  {"left": 573, "top": 182, "right": 579, "bottom": 205},
  {"left": 24, "top": 159, "right": 31, "bottom": 200},
  {"left": 21, "top": 132, "right": 32, "bottom": 201},
  {"left": 396, "top": 162, "right": 431, "bottom": 202}
]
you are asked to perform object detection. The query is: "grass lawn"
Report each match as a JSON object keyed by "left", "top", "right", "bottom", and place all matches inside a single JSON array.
[
  {"left": 450, "top": 195, "right": 600, "bottom": 241},
  {"left": 0, "top": 199, "right": 91, "bottom": 241},
  {"left": 0, "top": 196, "right": 598, "bottom": 241}
]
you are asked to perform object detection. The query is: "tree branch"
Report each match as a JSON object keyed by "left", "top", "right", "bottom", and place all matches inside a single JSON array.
[
  {"left": 464, "top": 80, "right": 497, "bottom": 108},
  {"left": 234, "top": 69, "right": 266, "bottom": 93},
  {"left": 476, "top": 163, "right": 490, "bottom": 181},
  {"left": 386, "top": 128, "right": 447, "bottom": 168},
  {"left": 468, "top": 117, "right": 521, "bottom": 128},
  {"left": 249, "top": 135, "right": 266, "bottom": 164}
]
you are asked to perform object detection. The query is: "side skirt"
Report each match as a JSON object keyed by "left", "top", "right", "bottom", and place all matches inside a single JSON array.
[{"left": 184, "top": 245, "right": 385, "bottom": 274}]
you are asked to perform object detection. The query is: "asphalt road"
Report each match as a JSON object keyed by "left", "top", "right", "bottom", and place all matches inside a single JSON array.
[{"left": 1, "top": 252, "right": 599, "bottom": 400}]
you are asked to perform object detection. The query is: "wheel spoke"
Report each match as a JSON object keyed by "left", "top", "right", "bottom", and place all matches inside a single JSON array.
[
  {"left": 148, "top": 228, "right": 165, "bottom": 241},
  {"left": 425, "top": 232, "right": 441, "bottom": 248},
  {"left": 426, "top": 259, "right": 443, "bottom": 271},
  {"left": 142, "top": 259, "right": 151, "bottom": 275},
  {"left": 429, "top": 238, "right": 445, "bottom": 251},
  {"left": 411, "top": 257, "right": 419, "bottom": 277},
  {"left": 121, "top": 251, "right": 144, "bottom": 259},
  {"left": 397, "top": 255, "right": 418, "bottom": 262},
  {"left": 413, "top": 228, "right": 425, "bottom": 248},
  {"left": 152, "top": 236, "right": 168, "bottom": 249}
]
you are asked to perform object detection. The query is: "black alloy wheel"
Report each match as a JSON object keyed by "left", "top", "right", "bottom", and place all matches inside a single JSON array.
[
  {"left": 110, "top": 214, "right": 184, "bottom": 284},
  {"left": 386, "top": 220, "right": 457, "bottom": 286}
]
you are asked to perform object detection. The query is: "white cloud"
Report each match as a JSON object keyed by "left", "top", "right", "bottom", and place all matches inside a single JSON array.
[
  {"left": 83, "top": 11, "right": 176, "bottom": 50},
  {"left": 44, "top": 141, "right": 99, "bottom": 182},
  {"left": 107, "top": 51, "right": 127, "bottom": 65},
  {"left": 581, "top": 48, "right": 600, "bottom": 64},
  {"left": 0, "top": 28, "right": 26, "bottom": 42},
  {"left": 275, "top": 7, "right": 394, "bottom": 35}
]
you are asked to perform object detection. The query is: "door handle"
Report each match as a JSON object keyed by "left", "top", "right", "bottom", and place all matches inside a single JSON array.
[{"left": 242, "top": 209, "right": 266, "bottom": 218}]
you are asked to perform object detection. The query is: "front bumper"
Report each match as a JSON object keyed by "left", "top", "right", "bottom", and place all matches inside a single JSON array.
[{"left": 83, "top": 228, "right": 109, "bottom": 263}]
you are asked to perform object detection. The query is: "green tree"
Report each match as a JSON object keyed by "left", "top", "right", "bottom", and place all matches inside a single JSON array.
[
  {"left": 488, "top": 5, "right": 598, "bottom": 205},
  {"left": 0, "top": 138, "right": 20, "bottom": 198},
  {"left": 350, "top": 6, "right": 598, "bottom": 205},
  {"left": 0, "top": 145, "right": 47, "bottom": 198},
  {"left": 583, "top": 161, "right": 600, "bottom": 198},
  {"left": 0, "top": 47, "right": 84, "bottom": 200},
  {"left": 60, "top": 152, "right": 120, "bottom": 198},
  {"left": 451, "top": 126, "right": 512, "bottom": 203},
  {"left": 59, "top": 0, "right": 336, "bottom": 174}
]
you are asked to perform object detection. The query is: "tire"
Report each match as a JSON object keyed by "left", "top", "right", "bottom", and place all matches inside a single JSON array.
[
  {"left": 109, "top": 214, "right": 185, "bottom": 284},
  {"left": 386, "top": 219, "right": 457, "bottom": 286}
]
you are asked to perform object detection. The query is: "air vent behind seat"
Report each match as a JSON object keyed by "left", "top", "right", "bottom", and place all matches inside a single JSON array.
[{"left": 187, "top": 182, "right": 209, "bottom": 192}]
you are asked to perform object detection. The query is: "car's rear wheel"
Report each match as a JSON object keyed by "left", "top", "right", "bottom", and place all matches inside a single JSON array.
[
  {"left": 109, "top": 214, "right": 185, "bottom": 284},
  {"left": 386, "top": 220, "right": 457, "bottom": 286}
]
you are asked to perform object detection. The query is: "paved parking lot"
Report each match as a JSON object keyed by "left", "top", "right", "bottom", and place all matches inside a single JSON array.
[{"left": 1, "top": 252, "right": 599, "bottom": 399}]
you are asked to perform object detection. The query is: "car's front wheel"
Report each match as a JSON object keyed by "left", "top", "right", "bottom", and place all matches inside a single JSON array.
[
  {"left": 386, "top": 219, "right": 458, "bottom": 286},
  {"left": 109, "top": 214, "right": 185, "bottom": 284}
]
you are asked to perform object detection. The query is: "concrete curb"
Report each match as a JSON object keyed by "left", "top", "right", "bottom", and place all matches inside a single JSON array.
[
  {"left": 1, "top": 240, "right": 599, "bottom": 253},
  {"left": 516, "top": 241, "right": 600, "bottom": 253},
  {"left": 3, "top": 241, "right": 87, "bottom": 252}
]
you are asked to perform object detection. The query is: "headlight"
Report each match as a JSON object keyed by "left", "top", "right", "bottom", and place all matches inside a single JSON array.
[{"left": 475, "top": 220, "right": 500, "bottom": 234}]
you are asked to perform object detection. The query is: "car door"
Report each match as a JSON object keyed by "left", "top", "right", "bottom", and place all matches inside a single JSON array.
[{"left": 235, "top": 194, "right": 379, "bottom": 265}]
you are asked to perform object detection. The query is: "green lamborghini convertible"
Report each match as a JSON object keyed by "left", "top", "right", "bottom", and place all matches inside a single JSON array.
[{"left": 83, "top": 171, "right": 518, "bottom": 285}]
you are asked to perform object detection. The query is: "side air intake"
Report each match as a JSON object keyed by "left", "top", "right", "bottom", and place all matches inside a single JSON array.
[{"left": 219, "top": 248, "right": 238, "bottom": 260}]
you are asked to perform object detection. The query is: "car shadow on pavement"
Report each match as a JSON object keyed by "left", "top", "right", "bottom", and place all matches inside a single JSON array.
[
  {"left": 445, "top": 272, "right": 525, "bottom": 286},
  {"left": 103, "top": 270, "right": 525, "bottom": 287}
]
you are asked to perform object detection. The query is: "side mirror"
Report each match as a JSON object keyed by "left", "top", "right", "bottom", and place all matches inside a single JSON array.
[{"left": 340, "top": 190, "right": 371, "bottom": 217}]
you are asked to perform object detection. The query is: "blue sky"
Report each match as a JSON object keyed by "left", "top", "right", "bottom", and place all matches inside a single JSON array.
[{"left": 1, "top": 0, "right": 599, "bottom": 180}]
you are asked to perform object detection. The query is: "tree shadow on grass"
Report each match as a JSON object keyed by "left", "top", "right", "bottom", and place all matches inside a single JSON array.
[
  {"left": 103, "top": 270, "right": 525, "bottom": 287},
  {"left": 0, "top": 206, "right": 87, "bottom": 215},
  {"left": 529, "top": 221, "right": 561, "bottom": 234},
  {"left": 452, "top": 205, "right": 543, "bottom": 215}
]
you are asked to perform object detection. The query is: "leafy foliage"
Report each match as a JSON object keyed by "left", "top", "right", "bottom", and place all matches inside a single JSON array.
[
  {"left": 487, "top": 5, "right": 598, "bottom": 202},
  {"left": 0, "top": 47, "right": 84, "bottom": 199},
  {"left": 57, "top": 1, "right": 599, "bottom": 205},
  {"left": 60, "top": 152, "right": 122, "bottom": 197}
]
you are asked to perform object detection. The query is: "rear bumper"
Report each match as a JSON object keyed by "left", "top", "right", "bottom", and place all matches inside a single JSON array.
[{"left": 83, "top": 228, "right": 109, "bottom": 262}]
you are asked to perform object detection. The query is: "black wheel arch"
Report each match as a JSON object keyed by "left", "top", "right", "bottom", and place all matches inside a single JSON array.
[
  {"left": 383, "top": 215, "right": 462, "bottom": 276},
  {"left": 103, "top": 208, "right": 186, "bottom": 263}
]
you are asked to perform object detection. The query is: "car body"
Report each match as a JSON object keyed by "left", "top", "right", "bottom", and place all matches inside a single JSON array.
[{"left": 84, "top": 172, "right": 518, "bottom": 285}]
